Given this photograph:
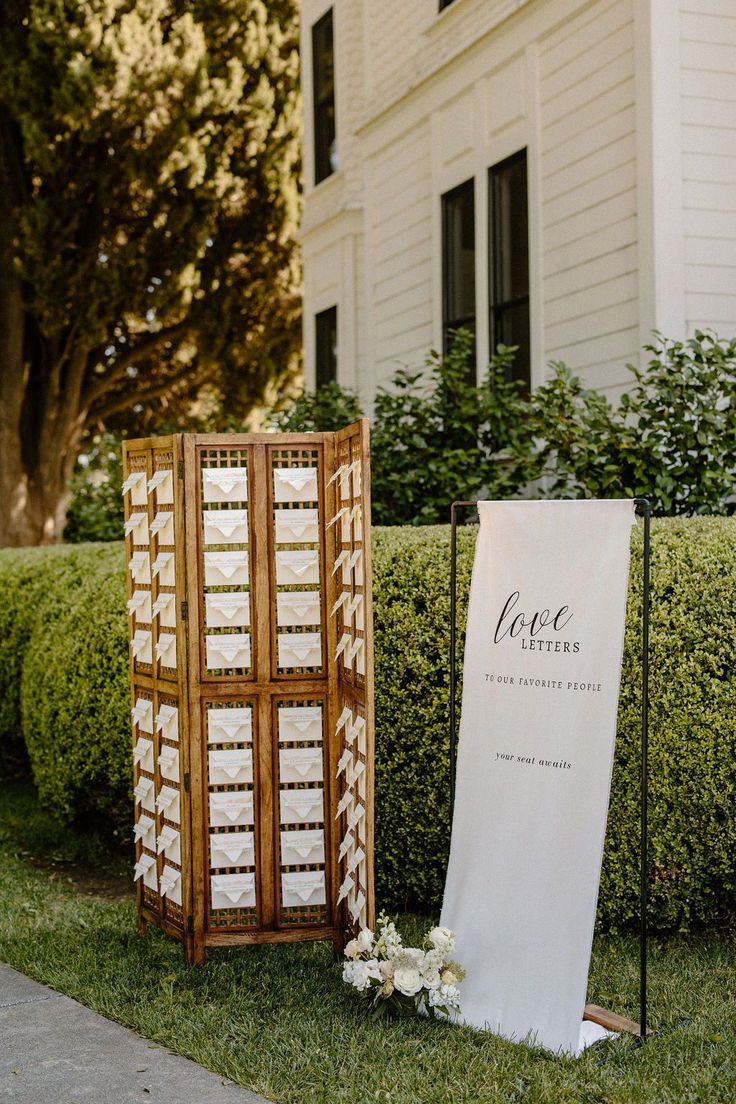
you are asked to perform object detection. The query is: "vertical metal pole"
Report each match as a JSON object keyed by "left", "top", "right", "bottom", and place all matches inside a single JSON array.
[
  {"left": 450, "top": 503, "right": 458, "bottom": 818},
  {"left": 637, "top": 497, "right": 651, "bottom": 1044}
]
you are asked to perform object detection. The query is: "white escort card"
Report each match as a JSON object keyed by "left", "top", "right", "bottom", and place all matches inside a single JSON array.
[
  {"left": 155, "top": 704, "right": 179, "bottom": 741},
  {"left": 208, "top": 748, "right": 253, "bottom": 786},
  {"left": 278, "top": 705, "right": 322, "bottom": 743},
  {"left": 152, "top": 552, "right": 175, "bottom": 586},
  {"left": 275, "top": 550, "right": 320, "bottom": 586},
  {"left": 281, "top": 870, "right": 326, "bottom": 908},
  {"left": 279, "top": 747, "right": 324, "bottom": 784},
  {"left": 208, "top": 706, "right": 252, "bottom": 744},
  {"left": 155, "top": 632, "right": 177, "bottom": 667},
  {"left": 276, "top": 590, "right": 321, "bottom": 627},
  {"left": 147, "top": 469, "right": 174, "bottom": 504},
  {"left": 158, "top": 744, "right": 179, "bottom": 783},
  {"left": 202, "top": 466, "right": 248, "bottom": 503},
  {"left": 128, "top": 551, "right": 151, "bottom": 584},
  {"left": 134, "top": 776, "right": 155, "bottom": 813},
  {"left": 150, "top": 511, "right": 174, "bottom": 544},
  {"left": 279, "top": 788, "right": 323, "bottom": 825},
  {"left": 211, "top": 872, "right": 255, "bottom": 910},
  {"left": 133, "top": 852, "right": 158, "bottom": 892},
  {"left": 205, "top": 592, "right": 250, "bottom": 628},
  {"left": 273, "top": 466, "right": 318, "bottom": 503},
  {"left": 131, "top": 697, "right": 154, "bottom": 733},
  {"left": 122, "top": 470, "right": 147, "bottom": 505},
  {"left": 274, "top": 508, "right": 319, "bottom": 544},
  {"left": 204, "top": 550, "right": 249, "bottom": 587},
  {"left": 127, "top": 590, "right": 152, "bottom": 623},
  {"left": 131, "top": 630, "right": 152, "bottom": 665},
  {"left": 157, "top": 825, "right": 181, "bottom": 864},
  {"left": 277, "top": 632, "right": 322, "bottom": 669},
  {"left": 202, "top": 509, "right": 249, "bottom": 545},
  {"left": 441, "top": 500, "right": 636, "bottom": 1055},
  {"left": 151, "top": 591, "right": 176, "bottom": 628},
  {"left": 280, "top": 828, "right": 325, "bottom": 866},
  {"left": 210, "top": 831, "right": 255, "bottom": 869},
  {"left": 133, "top": 814, "right": 156, "bottom": 850},
  {"left": 205, "top": 633, "right": 251, "bottom": 670},
  {"left": 125, "top": 511, "right": 149, "bottom": 544},
  {"left": 209, "top": 790, "right": 254, "bottom": 827},
  {"left": 159, "top": 864, "right": 182, "bottom": 905},
  {"left": 133, "top": 737, "right": 154, "bottom": 774},
  {"left": 156, "top": 784, "right": 181, "bottom": 824}
]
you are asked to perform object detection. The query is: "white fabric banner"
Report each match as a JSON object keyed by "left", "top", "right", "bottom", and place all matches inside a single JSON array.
[{"left": 441, "top": 500, "right": 636, "bottom": 1054}]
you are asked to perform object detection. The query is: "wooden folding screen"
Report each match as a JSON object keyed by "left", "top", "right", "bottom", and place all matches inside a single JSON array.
[{"left": 123, "top": 423, "right": 374, "bottom": 964}]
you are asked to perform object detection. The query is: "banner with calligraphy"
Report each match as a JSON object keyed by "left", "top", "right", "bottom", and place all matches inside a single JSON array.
[{"left": 441, "top": 500, "right": 636, "bottom": 1054}]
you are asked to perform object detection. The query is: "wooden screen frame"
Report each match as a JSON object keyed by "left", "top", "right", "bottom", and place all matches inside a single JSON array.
[{"left": 124, "top": 423, "right": 374, "bottom": 965}]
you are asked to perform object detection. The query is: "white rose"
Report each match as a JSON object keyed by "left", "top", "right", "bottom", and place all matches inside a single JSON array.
[
  {"left": 346, "top": 961, "right": 374, "bottom": 991},
  {"left": 393, "top": 965, "right": 423, "bottom": 997},
  {"left": 427, "top": 926, "right": 455, "bottom": 956},
  {"left": 344, "top": 939, "right": 362, "bottom": 960},
  {"left": 356, "top": 927, "right": 374, "bottom": 953}
]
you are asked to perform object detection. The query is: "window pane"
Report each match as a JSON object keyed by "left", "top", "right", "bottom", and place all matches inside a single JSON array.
[
  {"left": 494, "top": 301, "right": 530, "bottom": 387},
  {"left": 489, "top": 151, "right": 530, "bottom": 387},
  {"left": 313, "top": 11, "right": 336, "bottom": 184},
  {"left": 442, "top": 179, "right": 476, "bottom": 358},
  {"left": 315, "top": 306, "right": 337, "bottom": 388}
]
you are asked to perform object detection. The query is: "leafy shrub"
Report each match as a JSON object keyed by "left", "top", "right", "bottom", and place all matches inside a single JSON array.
[
  {"left": 65, "top": 434, "right": 125, "bottom": 543},
  {"left": 1, "top": 518, "right": 734, "bottom": 931},
  {"left": 272, "top": 381, "right": 364, "bottom": 432},
  {"left": 371, "top": 331, "right": 536, "bottom": 525}
]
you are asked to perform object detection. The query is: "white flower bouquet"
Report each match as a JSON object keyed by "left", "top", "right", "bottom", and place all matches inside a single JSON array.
[{"left": 342, "top": 913, "right": 465, "bottom": 1021}]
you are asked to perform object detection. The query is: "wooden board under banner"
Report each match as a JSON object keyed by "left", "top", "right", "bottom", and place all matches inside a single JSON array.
[{"left": 122, "top": 422, "right": 374, "bottom": 964}]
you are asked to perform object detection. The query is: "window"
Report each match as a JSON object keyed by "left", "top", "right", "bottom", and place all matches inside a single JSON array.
[
  {"left": 441, "top": 179, "right": 476, "bottom": 364},
  {"left": 312, "top": 10, "right": 336, "bottom": 185},
  {"left": 315, "top": 306, "right": 338, "bottom": 387},
  {"left": 488, "top": 150, "right": 530, "bottom": 387}
]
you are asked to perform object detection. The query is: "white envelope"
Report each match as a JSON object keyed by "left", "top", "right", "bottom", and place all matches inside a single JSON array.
[
  {"left": 335, "top": 705, "right": 353, "bottom": 735},
  {"left": 159, "top": 864, "right": 182, "bottom": 905},
  {"left": 207, "top": 706, "right": 252, "bottom": 744},
  {"left": 281, "top": 870, "right": 326, "bottom": 909},
  {"left": 155, "top": 703, "right": 179, "bottom": 742},
  {"left": 129, "top": 551, "right": 151, "bottom": 584},
  {"left": 157, "top": 825, "right": 181, "bottom": 864},
  {"left": 156, "top": 784, "right": 180, "bottom": 824},
  {"left": 203, "top": 550, "right": 249, "bottom": 587},
  {"left": 150, "top": 511, "right": 174, "bottom": 545},
  {"left": 210, "top": 831, "right": 255, "bottom": 869},
  {"left": 151, "top": 591, "right": 176, "bottom": 628},
  {"left": 134, "top": 776, "right": 155, "bottom": 813},
  {"left": 347, "top": 714, "right": 366, "bottom": 749},
  {"left": 273, "top": 466, "right": 319, "bottom": 503},
  {"left": 205, "top": 592, "right": 250, "bottom": 629},
  {"left": 347, "top": 801, "right": 365, "bottom": 832},
  {"left": 276, "top": 590, "right": 321, "bottom": 628},
  {"left": 133, "top": 814, "right": 156, "bottom": 850},
  {"left": 131, "top": 630, "right": 152, "bottom": 665},
  {"left": 274, "top": 508, "right": 319, "bottom": 544},
  {"left": 158, "top": 744, "right": 179, "bottom": 783},
  {"left": 280, "top": 788, "right": 324, "bottom": 825},
  {"left": 347, "top": 845, "right": 366, "bottom": 876},
  {"left": 336, "top": 748, "right": 352, "bottom": 778},
  {"left": 211, "top": 872, "right": 255, "bottom": 910},
  {"left": 147, "top": 469, "right": 174, "bottom": 504},
  {"left": 348, "top": 889, "right": 367, "bottom": 925},
  {"left": 124, "top": 511, "right": 149, "bottom": 544},
  {"left": 277, "top": 632, "right": 322, "bottom": 669},
  {"left": 155, "top": 632, "right": 177, "bottom": 667},
  {"left": 343, "top": 593, "right": 364, "bottom": 630},
  {"left": 203, "top": 509, "right": 249, "bottom": 546},
  {"left": 278, "top": 705, "right": 322, "bottom": 743},
  {"left": 338, "top": 830, "right": 355, "bottom": 863},
  {"left": 205, "top": 633, "right": 251, "bottom": 670},
  {"left": 152, "top": 552, "right": 175, "bottom": 586},
  {"left": 279, "top": 747, "right": 323, "bottom": 784},
  {"left": 336, "top": 872, "right": 354, "bottom": 904},
  {"left": 122, "top": 470, "right": 147, "bottom": 505},
  {"left": 209, "top": 790, "right": 254, "bottom": 827},
  {"left": 356, "top": 640, "right": 366, "bottom": 676},
  {"left": 275, "top": 550, "right": 320, "bottom": 585},
  {"left": 127, "top": 590, "right": 151, "bottom": 623},
  {"left": 350, "top": 549, "right": 364, "bottom": 586},
  {"left": 202, "top": 466, "right": 248, "bottom": 504},
  {"left": 280, "top": 829, "right": 325, "bottom": 866},
  {"left": 133, "top": 852, "right": 158, "bottom": 892},
  {"left": 133, "top": 737, "right": 154, "bottom": 773},
  {"left": 208, "top": 748, "right": 253, "bottom": 786},
  {"left": 131, "top": 697, "right": 154, "bottom": 734}
]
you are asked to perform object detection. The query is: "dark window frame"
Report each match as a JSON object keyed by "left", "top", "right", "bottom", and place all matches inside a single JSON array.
[
  {"left": 488, "top": 149, "right": 531, "bottom": 387},
  {"left": 312, "top": 9, "right": 336, "bottom": 185},
  {"left": 441, "top": 177, "right": 477, "bottom": 365},
  {"left": 315, "top": 305, "right": 338, "bottom": 388}
]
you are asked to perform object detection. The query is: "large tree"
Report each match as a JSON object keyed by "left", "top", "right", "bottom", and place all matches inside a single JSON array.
[{"left": 0, "top": 0, "right": 300, "bottom": 545}]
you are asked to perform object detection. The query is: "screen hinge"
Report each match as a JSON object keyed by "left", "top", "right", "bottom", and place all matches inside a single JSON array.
[
  {"left": 181, "top": 600, "right": 188, "bottom": 621},
  {"left": 177, "top": 459, "right": 185, "bottom": 479},
  {"left": 183, "top": 772, "right": 191, "bottom": 793},
  {"left": 187, "top": 915, "right": 194, "bottom": 934}
]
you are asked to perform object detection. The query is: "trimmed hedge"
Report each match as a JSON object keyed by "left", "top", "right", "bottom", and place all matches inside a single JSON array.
[{"left": 1, "top": 518, "right": 734, "bottom": 930}]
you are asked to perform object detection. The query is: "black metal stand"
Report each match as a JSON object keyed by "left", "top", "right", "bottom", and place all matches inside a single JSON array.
[{"left": 449, "top": 497, "right": 651, "bottom": 1045}]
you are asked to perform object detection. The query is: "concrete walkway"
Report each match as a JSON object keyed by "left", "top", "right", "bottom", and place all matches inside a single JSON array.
[{"left": 0, "top": 963, "right": 272, "bottom": 1104}]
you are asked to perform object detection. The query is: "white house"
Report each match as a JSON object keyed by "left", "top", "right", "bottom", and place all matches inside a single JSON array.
[{"left": 298, "top": 0, "right": 736, "bottom": 406}]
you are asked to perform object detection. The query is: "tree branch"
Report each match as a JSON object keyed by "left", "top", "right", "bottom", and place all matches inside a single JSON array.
[
  {"left": 88, "top": 364, "right": 198, "bottom": 424},
  {"left": 82, "top": 318, "right": 192, "bottom": 410}
]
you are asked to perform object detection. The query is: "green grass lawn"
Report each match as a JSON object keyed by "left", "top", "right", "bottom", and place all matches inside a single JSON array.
[{"left": 0, "top": 783, "right": 734, "bottom": 1104}]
